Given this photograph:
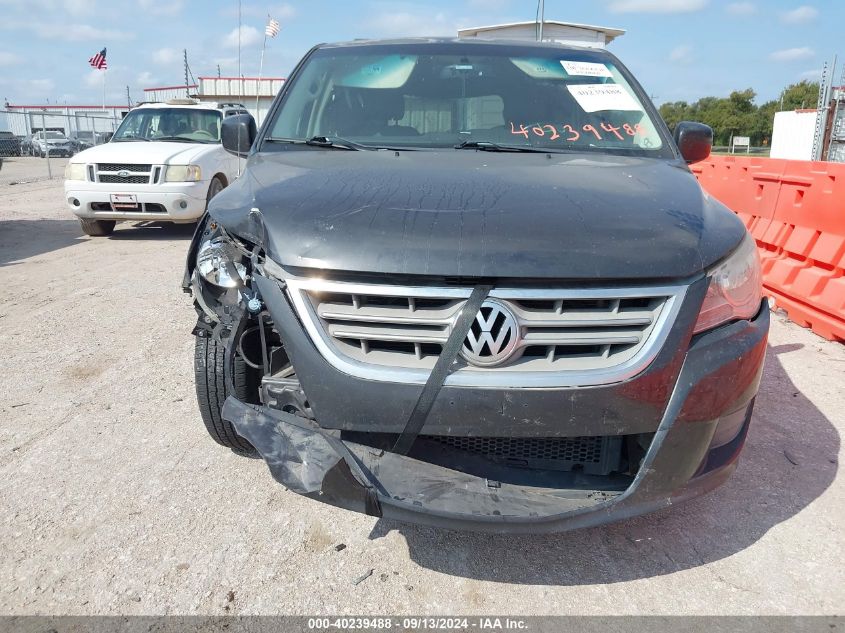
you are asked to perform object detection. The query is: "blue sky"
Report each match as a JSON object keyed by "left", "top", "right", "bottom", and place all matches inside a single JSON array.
[{"left": 0, "top": 0, "right": 835, "bottom": 107}]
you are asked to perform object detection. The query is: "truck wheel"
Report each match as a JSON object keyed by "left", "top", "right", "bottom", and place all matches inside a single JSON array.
[
  {"left": 194, "top": 334, "right": 260, "bottom": 455},
  {"left": 79, "top": 218, "right": 115, "bottom": 236},
  {"left": 206, "top": 176, "right": 225, "bottom": 207}
]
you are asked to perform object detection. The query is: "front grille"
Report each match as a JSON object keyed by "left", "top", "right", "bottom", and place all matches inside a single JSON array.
[
  {"left": 420, "top": 435, "right": 622, "bottom": 475},
  {"left": 98, "top": 174, "right": 150, "bottom": 184},
  {"left": 287, "top": 279, "right": 685, "bottom": 388},
  {"left": 95, "top": 163, "right": 153, "bottom": 185},
  {"left": 97, "top": 163, "right": 152, "bottom": 172}
]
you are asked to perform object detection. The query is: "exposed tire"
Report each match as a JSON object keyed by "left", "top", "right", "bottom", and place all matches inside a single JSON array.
[
  {"left": 194, "top": 334, "right": 260, "bottom": 455},
  {"left": 206, "top": 175, "right": 225, "bottom": 208},
  {"left": 79, "top": 218, "right": 115, "bottom": 236}
]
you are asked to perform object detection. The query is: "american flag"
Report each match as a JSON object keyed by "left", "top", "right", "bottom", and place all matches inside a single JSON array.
[
  {"left": 88, "top": 48, "right": 107, "bottom": 70},
  {"left": 265, "top": 17, "right": 280, "bottom": 38}
]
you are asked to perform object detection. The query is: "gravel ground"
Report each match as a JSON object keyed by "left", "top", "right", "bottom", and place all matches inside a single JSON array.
[{"left": 0, "top": 176, "right": 842, "bottom": 616}]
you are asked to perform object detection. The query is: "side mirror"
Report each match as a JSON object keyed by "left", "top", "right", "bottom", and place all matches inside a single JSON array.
[
  {"left": 221, "top": 114, "right": 257, "bottom": 157},
  {"left": 674, "top": 121, "right": 712, "bottom": 164}
]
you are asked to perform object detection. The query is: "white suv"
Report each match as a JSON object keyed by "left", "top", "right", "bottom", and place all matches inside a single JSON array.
[{"left": 64, "top": 100, "right": 248, "bottom": 236}]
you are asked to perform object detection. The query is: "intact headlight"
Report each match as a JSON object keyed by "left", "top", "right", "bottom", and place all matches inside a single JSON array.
[
  {"left": 196, "top": 235, "right": 247, "bottom": 288},
  {"left": 165, "top": 164, "right": 202, "bottom": 182},
  {"left": 693, "top": 233, "right": 762, "bottom": 334},
  {"left": 64, "top": 163, "right": 86, "bottom": 181}
]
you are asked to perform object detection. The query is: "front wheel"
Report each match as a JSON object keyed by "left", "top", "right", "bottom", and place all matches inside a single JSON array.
[
  {"left": 79, "top": 218, "right": 115, "bottom": 236},
  {"left": 194, "top": 335, "right": 259, "bottom": 455},
  {"left": 206, "top": 176, "right": 225, "bottom": 207}
]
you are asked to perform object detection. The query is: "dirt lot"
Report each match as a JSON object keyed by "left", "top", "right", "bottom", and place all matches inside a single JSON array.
[{"left": 0, "top": 173, "right": 843, "bottom": 616}]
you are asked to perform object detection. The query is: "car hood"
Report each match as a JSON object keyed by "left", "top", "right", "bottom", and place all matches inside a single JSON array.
[
  {"left": 208, "top": 149, "right": 745, "bottom": 281},
  {"left": 72, "top": 140, "right": 215, "bottom": 165}
]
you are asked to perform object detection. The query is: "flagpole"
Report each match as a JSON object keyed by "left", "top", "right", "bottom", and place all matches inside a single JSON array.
[
  {"left": 102, "top": 69, "right": 106, "bottom": 111},
  {"left": 256, "top": 21, "right": 268, "bottom": 126}
]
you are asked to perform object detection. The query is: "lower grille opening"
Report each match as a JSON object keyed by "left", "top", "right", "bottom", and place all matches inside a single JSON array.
[
  {"left": 342, "top": 431, "right": 655, "bottom": 489},
  {"left": 90, "top": 202, "right": 167, "bottom": 213}
]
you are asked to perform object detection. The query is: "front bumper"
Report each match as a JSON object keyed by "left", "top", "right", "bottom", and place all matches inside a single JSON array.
[
  {"left": 65, "top": 181, "right": 208, "bottom": 222},
  {"left": 221, "top": 273, "right": 769, "bottom": 533}
]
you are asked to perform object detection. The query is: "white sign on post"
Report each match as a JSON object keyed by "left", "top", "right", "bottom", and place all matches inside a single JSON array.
[{"left": 731, "top": 136, "right": 751, "bottom": 154}]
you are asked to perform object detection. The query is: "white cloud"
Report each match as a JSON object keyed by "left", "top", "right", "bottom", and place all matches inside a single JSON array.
[
  {"left": 0, "top": 0, "right": 96, "bottom": 14},
  {"left": 32, "top": 23, "right": 133, "bottom": 41},
  {"left": 152, "top": 48, "right": 179, "bottom": 65},
  {"left": 84, "top": 70, "right": 105, "bottom": 87},
  {"left": 770, "top": 47, "right": 815, "bottom": 62},
  {"left": 62, "top": 0, "right": 96, "bottom": 14},
  {"left": 780, "top": 5, "right": 818, "bottom": 24},
  {"left": 0, "top": 51, "right": 21, "bottom": 66},
  {"left": 136, "top": 71, "right": 158, "bottom": 86},
  {"left": 607, "top": 0, "right": 707, "bottom": 13},
  {"left": 726, "top": 2, "right": 756, "bottom": 15},
  {"left": 799, "top": 68, "right": 822, "bottom": 80},
  {"left": 669, "top": 45, "right": 693, "bottom": 64},
  {"left": 223, "top": 25, "right": 262, "bottom": 49},
  {"left": 137, "top": 0, "right": 183, "bottom": 16},
  {"left": 366, "top": 11, "right": 451, "bottom": 37},
  {"left": 25, "top": 78, "right": 55, "bottom": 93}
]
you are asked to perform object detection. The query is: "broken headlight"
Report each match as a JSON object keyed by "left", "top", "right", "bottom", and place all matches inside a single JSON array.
[
  {"left": 693, "top": 232, "right": 762, "bottom": 334},
  {"left": 196, "top": 235, "right": 248, "bottom": 288}
]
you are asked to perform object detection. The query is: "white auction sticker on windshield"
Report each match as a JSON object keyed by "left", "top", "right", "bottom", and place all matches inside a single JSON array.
[
  {"left": 567, "top": 83, "right": 643, "bottom": 113},
  {"left": 560, "top": 61, "right": 613, "bottom": 78}
]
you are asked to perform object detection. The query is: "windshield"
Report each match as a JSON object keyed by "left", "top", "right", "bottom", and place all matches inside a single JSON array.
[
  {"left": 112, "top": 108, "right": 222, "bottom": 143},
  {"left": 45, "top": 132, "right": 66, "bottom": 140},
  {"left": 267, "top": 43, "right": 669, "bottom": 155}
]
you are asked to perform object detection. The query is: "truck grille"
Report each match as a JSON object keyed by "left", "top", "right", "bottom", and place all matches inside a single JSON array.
[
  {"left": 98, "top": 175, "right": 150, "bottom": 184},
  {"left": 285, "top": 279, "right": 685, "bottom": 388},
  {"left": 95, "top": 163, "right": 155, "bottom": 184},
  {"left": 97, "top": 163, "right": 152, "bottom": 172}
]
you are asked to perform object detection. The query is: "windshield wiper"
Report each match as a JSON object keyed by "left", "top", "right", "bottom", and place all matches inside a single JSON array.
[
  {"left": 454, "top": 140, "right": 550, "bottom": 153},
  {"left": 113, "top": 136, "right": 150, "bottom": 142},
  {"left": 266, "top": 136, "right": 373, "bottom": 151},
  {"left": 156, "top": 136, "right": 196, "bottom": 143}
]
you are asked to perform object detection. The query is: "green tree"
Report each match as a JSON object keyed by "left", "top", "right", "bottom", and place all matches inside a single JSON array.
[{"left": 656, "top": 81, "right": 820, "bottom": 147}]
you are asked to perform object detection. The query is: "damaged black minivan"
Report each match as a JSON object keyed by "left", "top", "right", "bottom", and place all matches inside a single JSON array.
[{"left": 184, "top": 39, "right": 768, "bottom": 533}]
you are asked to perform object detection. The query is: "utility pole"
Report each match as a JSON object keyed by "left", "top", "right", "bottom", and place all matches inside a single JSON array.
[
  {"left": 126, "top": 85, "right": 131, "bottom": 109},
  {"left": 184, "top": 49, "right": 190, "bottom": 95},
  {"left": 217, "top": 64, "right": 221, "bottom": 78},
  {"left": 537, "top": 0, "right": 545, "bottom": 41}
]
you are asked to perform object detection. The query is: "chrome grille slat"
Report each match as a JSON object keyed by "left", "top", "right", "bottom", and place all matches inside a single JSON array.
[
  {"left": 286, "top": 278, "right": 687, "bottom": 388},
  {"left": 329, "top": 325, "right": 450, "bottom": 344},
  {"left": 521, "top": 331, "right": 642, "bottom": 346}
]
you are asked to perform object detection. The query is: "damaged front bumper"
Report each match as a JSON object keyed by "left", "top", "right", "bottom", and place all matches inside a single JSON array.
[{"left": 222, "top": 295, "right": 769, "bottom": 533}]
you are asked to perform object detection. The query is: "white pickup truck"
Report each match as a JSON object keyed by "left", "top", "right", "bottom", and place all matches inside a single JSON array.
[{"left": 64, "top": 100, "right": 249, "bottom": 236}]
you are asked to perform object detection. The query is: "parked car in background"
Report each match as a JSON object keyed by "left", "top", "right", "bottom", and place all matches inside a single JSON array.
[
  {"left": 69, "top": 136, "right": 95, "bottom": 153},
  {"left": 0, "top": 131, "right": 22, "bottom": 157},
  {"left": 20, "top": 134, "right": 36, "bottom": 156},
  {"left": 33, "top": 131, "right": 74, "bottom": 158},
  {"left": 64, "top": 99, "right": 247, "bottom": 236},
  {"left": 184, "top": 38, "right": 769, "bottom": 533}
]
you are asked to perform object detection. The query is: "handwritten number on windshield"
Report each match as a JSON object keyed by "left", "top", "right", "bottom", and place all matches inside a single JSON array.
[{"left": 510, "top": 122, "right": 645, "bottom": 143}]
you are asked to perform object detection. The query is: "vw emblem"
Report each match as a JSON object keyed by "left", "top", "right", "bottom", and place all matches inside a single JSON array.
[
  {"left": 117, "top": 170, "right": 130, "bottom": 177},
  {"left": 460, "top": 299, "right": 520, "bottom": 368}
]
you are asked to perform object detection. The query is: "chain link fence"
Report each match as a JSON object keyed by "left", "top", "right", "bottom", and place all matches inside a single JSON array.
[{"left": 0, "top": 109, "right": 124, "bottom": 185}]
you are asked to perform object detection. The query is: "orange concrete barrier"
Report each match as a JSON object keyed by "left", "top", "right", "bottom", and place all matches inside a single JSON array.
[{"left": 692, "top": 155, "right": 845, "bottom": 343}]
